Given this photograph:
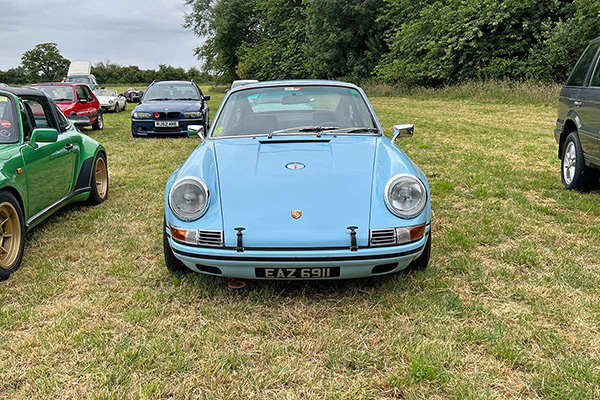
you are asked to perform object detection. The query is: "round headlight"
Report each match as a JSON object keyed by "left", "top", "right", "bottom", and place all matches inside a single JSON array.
[
  {"left": 169, "top": 177, "right": 209, "bottom": 221},
  {"left": 385, "top": 174, "right": 427, "bottom": 218}
]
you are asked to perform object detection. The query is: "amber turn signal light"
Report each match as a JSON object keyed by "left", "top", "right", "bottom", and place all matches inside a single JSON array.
[{"left": 409, "top": 224, "right": 426, "bottom": 241}]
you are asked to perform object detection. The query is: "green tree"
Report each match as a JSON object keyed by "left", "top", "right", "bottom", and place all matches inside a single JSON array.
[
  {"left": 237, "top": 0, "right": 309, "bottom": 80},
  {"left": 304, "top": 0, "right": 387, "bottom": 82},
  {"left": 184, "top": 0, "right": 256, "bottom": 80},
  {"left": 21, "top": 43, "right": 70, "bottom": 82}
]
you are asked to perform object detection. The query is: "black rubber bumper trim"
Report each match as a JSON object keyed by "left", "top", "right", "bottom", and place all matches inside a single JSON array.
[{"left": 172, "top": 240, "right": 426, "bottom": 263}]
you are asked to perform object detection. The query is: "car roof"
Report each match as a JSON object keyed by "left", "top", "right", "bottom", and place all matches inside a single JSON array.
[
  {"left": 228, "top": 79, "right": 360, "bottom": 93},
  {"left": 32, "top": 82, "right": 79, "bottom": 87},
  {"left": 0, "top": 86, "right": 47, "bottom": 97},
  {"left": 151, "top": 81, "right": 195, "bottom": 85}
]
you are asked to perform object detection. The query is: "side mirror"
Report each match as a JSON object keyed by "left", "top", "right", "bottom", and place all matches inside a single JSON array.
[
  {"left": 204, "top": 95, "right": 211, "bottom": 101},
  {"left": 392, "top": 124, "right": 414, "bottom": 142},
  {"left": 187, "top": 124, "right": 205, "bottom": 139},
  {"left": 30, "top": 128, "right": 58, "bottom": 147},
  {"left": 132, "top": 96, "right": 140, "bottom": 103}
]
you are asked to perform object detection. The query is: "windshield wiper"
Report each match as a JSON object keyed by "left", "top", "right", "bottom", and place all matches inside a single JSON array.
[
  {"left": 320, "top": 127, "right": 380, "bottom": 135},
  {"left": 148, "top": 98, "right": 171, "bottom": 101},
  {"left": 267, "top": 125, "right": 340, "bottom": 138},
  {"left": 174, "top": 98, "right": 199, "bottom": 101},
  {"left": 53, "top": 98, "right": 73, "bottom": 102}
]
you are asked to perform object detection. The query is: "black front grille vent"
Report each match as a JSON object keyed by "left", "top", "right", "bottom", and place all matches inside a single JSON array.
[
  {"left": 197, "top": 230, "right": 224, "bottom": 247},
  {"left": 369, "top": 228, "right": 397, "bottom": 247}
]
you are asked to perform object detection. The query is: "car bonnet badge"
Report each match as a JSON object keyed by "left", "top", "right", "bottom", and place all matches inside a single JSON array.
[
  {"left": 291, "top": 210, "right": 302, "bottom": 219},
  {"left": 286, "top": 162, "right": 305, "bottom": 170}
]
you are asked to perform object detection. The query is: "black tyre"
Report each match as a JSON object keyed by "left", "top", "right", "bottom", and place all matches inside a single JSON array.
[
  {"left": 123, "top": 102, "right": 127, "bottom": 111},
  {"left": 92, "top": 111, "right": 104, "bottom": 130},
  {"left": 561, "top": 132, "right": 599, "bottom": 191},
  {"left": 88, "top": 152, "right": 109, "bottom": 205},
  {"left": 407, "top": 232, "right": 431, "bottom": 271},
  {"left": 0, "top": 191, "right": 26, "bottom": 280},
  {"left": 163, "top": 219, "right": 188, "bottom": 273},
  {"left": 114, "top": 103, "right": 120, "bottom": 113}
]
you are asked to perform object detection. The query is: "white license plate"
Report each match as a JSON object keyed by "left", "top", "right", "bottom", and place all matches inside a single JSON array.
[
  {"left": 255, "top": 267, "right": 340, "bottom": 278},
  {"left": 155, "top": 121, "right": 179, "bottom": 128}
]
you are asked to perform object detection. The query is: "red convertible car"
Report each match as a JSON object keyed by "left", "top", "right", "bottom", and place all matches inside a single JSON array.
[{"left": 30, "top": 83, "right": 104, "bottom": 130}]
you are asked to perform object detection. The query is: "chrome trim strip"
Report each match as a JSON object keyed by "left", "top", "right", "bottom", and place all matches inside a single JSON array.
[{"left": 26, "top": 187, "right": 90, "bottom": 228}]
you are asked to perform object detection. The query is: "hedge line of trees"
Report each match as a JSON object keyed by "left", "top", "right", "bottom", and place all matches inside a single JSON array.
[
  {"left": 184, "top": 0, "right": 600, "bottom": 86},
  {"left": 0, "top": 43, "right": 212, "bottom": 85}
]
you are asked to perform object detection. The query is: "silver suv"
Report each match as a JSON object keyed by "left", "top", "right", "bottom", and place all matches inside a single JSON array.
[{"left": 555, "top": 37, "right": 600, "bottom": 190}]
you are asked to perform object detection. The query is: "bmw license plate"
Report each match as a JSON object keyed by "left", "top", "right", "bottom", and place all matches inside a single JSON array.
[
  {"left": 155, "top": 121, "right": 179, "bottom": 127},
  {"left": 255, "top": 267, "right": 340, "bottom": 278}
]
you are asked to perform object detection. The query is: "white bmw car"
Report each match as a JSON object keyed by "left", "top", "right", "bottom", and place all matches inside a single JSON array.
[{"left": 93, "top": 89, "right": 127, "bottom": 113}]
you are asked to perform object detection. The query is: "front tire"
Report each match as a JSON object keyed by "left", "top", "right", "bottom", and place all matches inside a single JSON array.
[
  {"left": 92, "top": 111, "right": 104, "bottom": 130},
  {"left": 561, "top": 132, "right": 599, "bottom": 191},
  {"left": 114, "top": 103, "right": 120, "bottom": 113},
  {"left": 163, "top": 219, "right": 188, "bottom": 273},
  {"left": 0, "top": 192, "right": 25, "bottom": 280},
  {"left": 88, "top": 152, "right": 109, "bottom": 205}
]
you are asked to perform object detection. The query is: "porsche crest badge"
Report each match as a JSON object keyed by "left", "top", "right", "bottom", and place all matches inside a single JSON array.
[{"left": 291, "top": 210, "right": 302, "bottom": 219}]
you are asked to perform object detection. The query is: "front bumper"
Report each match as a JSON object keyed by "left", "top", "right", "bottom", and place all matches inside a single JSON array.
[
  {"left": 101, "top": 104, "right": 116, "bottom": 111},
  {"left": 168, "top": 225, "right": 430, "bottom": 280},
  {"left": 132, "top": 118, "right": 204, "bottom": 135}
]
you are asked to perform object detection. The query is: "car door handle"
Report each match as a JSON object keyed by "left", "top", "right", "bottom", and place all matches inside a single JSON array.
[
  {"left": 574, "top": 101, "right": 583, "bottom": 107},
  {"left": 64, "top": 143, "right": 73, "bottom": 151}
]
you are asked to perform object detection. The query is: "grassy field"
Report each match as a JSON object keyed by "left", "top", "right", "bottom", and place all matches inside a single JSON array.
[{"left": 1, "top": 85, "right": 599, "bottom": 399}]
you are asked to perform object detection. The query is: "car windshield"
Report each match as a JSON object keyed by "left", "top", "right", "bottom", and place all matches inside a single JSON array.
[
  {"left": 211, "top": 85, "right": 378, "bottom": 138},
  {"left": 32, "top": 85, "right": 75, "bottom": 102},
  {"left": 66, "top": 76, "right": 91, "bottom": 84},
  {"left": 144, "top": 83, "right": 199, "bottom": 101},
  {"left": 0, "top": 94, "right": 18, "bottom": 143},
  {"left": 94, "top": 89, "right": 117, "bottom": 97}
]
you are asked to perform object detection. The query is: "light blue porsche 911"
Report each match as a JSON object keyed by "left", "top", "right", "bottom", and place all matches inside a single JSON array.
[{"left": 163, "top": 80, "right": 431, "bottom": 280}]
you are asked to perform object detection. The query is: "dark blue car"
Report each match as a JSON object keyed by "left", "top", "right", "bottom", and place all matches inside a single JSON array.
[{"left": 131, "top": 81, "right": 210, "bottom": 137}]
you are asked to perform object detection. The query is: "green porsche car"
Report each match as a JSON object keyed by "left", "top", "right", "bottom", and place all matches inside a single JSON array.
[{"left": 0, "top": 87, "right": 109, "bottom": 280}]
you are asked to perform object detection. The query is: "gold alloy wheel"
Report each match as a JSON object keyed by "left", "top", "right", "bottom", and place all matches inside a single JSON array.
[
  {"left": 0, "top": 202, "right": 21, "bottom": 270},
  {"left": 95, "top": 157, "right": 108, "bottom": 199}
]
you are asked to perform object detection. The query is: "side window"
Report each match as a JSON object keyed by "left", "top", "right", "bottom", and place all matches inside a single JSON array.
[
  {"left": 568, "top": 42, "right": 600, "bottom": 86},
  {"left": 84, "top": 86, "right": 94, "bottom": 101},
  {"left": 54, "top": 104, "right": 70, "bottom": 131},
  {"left": 76, "top": 86, "right": 86, "bottom": 102},
  {"left": 20, "top": 96, "right": 58, "bottom": 140}
]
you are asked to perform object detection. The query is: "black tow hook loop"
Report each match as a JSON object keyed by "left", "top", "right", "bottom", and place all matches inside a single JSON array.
[
  {"left": 235, "top": 227, "right": 246, "bottom": 252},
  {"left": 347, "top": 226, "right": 358, "bottom": 252}
]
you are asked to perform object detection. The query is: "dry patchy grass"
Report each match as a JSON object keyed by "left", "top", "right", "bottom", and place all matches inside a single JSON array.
[{"left": 0, "top": 86, "right": 599, "bottom": 399}]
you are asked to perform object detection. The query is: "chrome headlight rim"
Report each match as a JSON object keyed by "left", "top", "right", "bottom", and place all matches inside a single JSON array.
[
  {"left": 168, "top": 176, "right": 209, "bottom": 222},
  {"left": 384, "top": 173, "right": 427, "bottom": 219}
]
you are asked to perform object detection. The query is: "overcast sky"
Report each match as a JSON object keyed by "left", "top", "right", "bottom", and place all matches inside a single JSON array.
[{"left": 0, "top": 0, "right": 203, "bottom": 70}]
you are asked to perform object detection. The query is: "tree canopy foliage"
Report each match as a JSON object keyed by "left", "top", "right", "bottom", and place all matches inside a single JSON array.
[
  {"left": 184, "top": 0, "right": 600, "bottom": 85},
  {"left": 20, "top": 43, "right": 70, "bottom": 82}
]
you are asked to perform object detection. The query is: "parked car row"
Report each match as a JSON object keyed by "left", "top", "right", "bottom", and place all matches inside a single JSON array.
[{"left": 1, "top": 34, "right": 599, "bottom": 282}]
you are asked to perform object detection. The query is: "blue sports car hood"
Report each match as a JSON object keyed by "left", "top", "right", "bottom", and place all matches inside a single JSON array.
[
  {"left": 135, "top": 100, "right": 202, "bottom": 113},
  {"left": 214, "top": 136, "right": 378, "bottom": 248}
]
